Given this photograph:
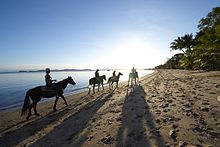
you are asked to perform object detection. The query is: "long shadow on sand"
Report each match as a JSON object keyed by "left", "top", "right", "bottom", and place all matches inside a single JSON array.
[
  {"left": 0, "top": 92, "right": 110, "bottom": 147},
  {"left": 31, "top": 92, "right": 113, "bottom": 147},
  {"left": 116, "top": 85, "right": 165, "bottom": 147},
  {"left": 0, "top": 103, "right": 74, "bottom": 147}
]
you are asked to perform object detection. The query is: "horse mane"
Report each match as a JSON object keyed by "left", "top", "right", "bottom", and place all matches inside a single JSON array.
[
  {"left": 101, "top": 75, "right": 106, "bottom": 78},
  {"left": 57, "top": 77, "right": 72, "bottom": 88},
  {"left": 57, "top": 77, "right": 69, "bottom": 84}
]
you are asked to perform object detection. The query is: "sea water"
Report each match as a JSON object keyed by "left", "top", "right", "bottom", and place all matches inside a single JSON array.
[{"left": 0, "top": 70, "right": 153, "bottom": 111}]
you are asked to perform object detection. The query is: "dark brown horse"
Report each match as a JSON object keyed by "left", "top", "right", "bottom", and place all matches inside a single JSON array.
[
  {"left": 88, "top": 75, "right": 106, "bottom": 94},
  {"left": 107, "top": 72, "right": 123, "bottom": 89},
  {"left": 21, "top": 76, "right": 76, "bottom": 120}
]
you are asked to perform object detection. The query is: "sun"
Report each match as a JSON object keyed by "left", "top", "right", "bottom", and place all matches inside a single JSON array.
[{"left": 101, "top": 36, "right": 161, "bottom": 69}]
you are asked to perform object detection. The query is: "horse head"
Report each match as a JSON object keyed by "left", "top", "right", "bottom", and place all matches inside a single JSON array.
[
  {"left": 67, "top": 76, "right": 76, "bottom": 85},
  {"left": 118, "top": 72, "right": 123, "bottom": 76}
]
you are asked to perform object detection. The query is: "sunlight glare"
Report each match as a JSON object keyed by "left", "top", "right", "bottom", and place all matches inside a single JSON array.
[{"left": 103, "top": 36, "right": 162, "bottom": 69}]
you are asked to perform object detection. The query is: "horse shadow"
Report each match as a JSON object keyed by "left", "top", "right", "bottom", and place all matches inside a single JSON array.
[
  {"left": 31, "top": 92, "right": 114, "bottom": 146},
  {"left": 0, "top": 105, "right": 72, "bottom": 147},
  {"left": 0, "top": 92, "right": 112, "bottom": 147},
  {"left": 116, "top": 85, "right": 165, "bottom": 147}
]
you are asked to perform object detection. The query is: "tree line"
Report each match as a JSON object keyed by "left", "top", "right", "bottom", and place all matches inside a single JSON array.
[{"left": 155, "top": 7, "right": 220, "bottom": 70}]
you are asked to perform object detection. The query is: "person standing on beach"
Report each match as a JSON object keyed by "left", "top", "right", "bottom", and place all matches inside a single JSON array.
[{"left": 45, "top": 68, "right": 56, "bottom": 87}]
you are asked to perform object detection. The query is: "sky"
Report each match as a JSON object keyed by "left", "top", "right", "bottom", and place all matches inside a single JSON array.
[{"left": 0, "top": 0, "right": 219, "bottom": 71}]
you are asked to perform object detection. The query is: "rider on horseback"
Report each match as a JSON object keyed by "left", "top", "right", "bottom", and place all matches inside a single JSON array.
[
  {"left": 131, "top": 67, "right": 136, "bottom": 75},
  {"left": 45, "top": 68, "right": 56, "bottom": 87},
  {"left": 113, "top": 70, "right": 116, "bottom": 76},
  {"left": 130, "top": 67, "right": 139, "bottom": 85},
  {"left": 95, "top": 69, "right": 100, "bottom": 81},
  {"left": 112, "top": 70, "right": 116, "bottom": 81}
]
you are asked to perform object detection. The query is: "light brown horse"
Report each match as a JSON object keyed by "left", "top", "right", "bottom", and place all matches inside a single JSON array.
[{"left": 107, "top": 72, "right": 123, "bottom": 89}]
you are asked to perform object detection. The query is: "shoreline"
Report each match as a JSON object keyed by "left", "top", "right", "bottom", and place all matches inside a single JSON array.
[
  {"left": 0, "top": 71, "right": 156, "bottom": 132},
  {"left": 0, "top": 70, "right": 153, "bottom": 112},
  {"left": 0, "top": 86, "right": 89, "bottom": 112},
  {"left": 0, "top": 70, "right": 154, "bottom": 112},
  {"left": 0, "top": 70, "right": 220, "bottom": 146}
]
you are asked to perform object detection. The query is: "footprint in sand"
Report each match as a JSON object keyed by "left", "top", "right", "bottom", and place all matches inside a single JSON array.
[
  {"left": 217, "top": 96, "right": 220, "bottom": 102},
  {"left": 202, "top": 102, "right": 210, "bottom": 105},
  {"left": 209, "top": 91, "right": 216, "bottom": 94},
  {"left": 87, "top": 135, "right": 94, "bottom": 141},
  {"left": 200, "top": 106, "right": 209, "bottom": 112},
  {"left": 169, "top": 129, "right": 177, "bottom": 141},
  {"left": 116, "top": 117, "right": 122, "bottom": 122},
  {"left": 155, "top": 109, "right": 161, "bottom": 115},
  {"left": 100, "top": 135, "right": 115, "bottom": 145}
]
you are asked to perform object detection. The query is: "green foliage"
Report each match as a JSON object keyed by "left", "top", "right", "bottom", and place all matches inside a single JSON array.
[
  {"left": 194, "top": 27, "right": 220, "bottom": 70},
  {"left": 198, "top": 7, "right": 220, "bottom": 30},
  {"left": 159, "top": 7, "right": 220, "bottom": 70},
  {"left": 170, "top": 33, "right": 195, "bottom": 54},
  {"left": 179, "top": 54, "right": 194, "bottom": 69},
  {"left": 155, "top": 54, "right": 183, "bottom": 69},
  {"left": 170, "top": 37, "right": 185, "bottom": 53},
  {"left": 170, "top": 33, "right": 195, "bottom": 69},
  {"left": 194, "top": 7, "right": 220, "bottom": 70}
]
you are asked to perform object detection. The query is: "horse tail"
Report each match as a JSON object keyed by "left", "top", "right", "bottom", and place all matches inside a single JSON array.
[{"left": 21, "top": 90, "right": 30, "bottom": 117}]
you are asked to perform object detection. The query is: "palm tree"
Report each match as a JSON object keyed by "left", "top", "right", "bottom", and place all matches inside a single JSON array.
[
  {"left": 170, "top": 33, "right": 195, "bottom": 69},
  {"left": 168, "top": 7, "right": 220, "bottom": 70},
  {"left": 170, "top": 37, "right": 185, "bottom": 53}
]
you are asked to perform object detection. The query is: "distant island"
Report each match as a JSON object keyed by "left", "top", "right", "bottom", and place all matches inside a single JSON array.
[{"left": 18, "top": 69, "right": 94, "bottom": 73}]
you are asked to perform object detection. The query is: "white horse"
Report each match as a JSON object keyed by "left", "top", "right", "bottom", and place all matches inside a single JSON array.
[{"left": 128, "top": 71, "right": 139, "bottom": 86}]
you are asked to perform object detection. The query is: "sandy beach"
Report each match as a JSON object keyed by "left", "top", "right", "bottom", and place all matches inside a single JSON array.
[{"left": 0, "top": 70, "right": 220, "bottom": 147}]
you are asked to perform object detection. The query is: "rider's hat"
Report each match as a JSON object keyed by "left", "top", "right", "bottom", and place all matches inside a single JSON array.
[{"left": 46, "top": 68, "right": 50, "bottom": 73}]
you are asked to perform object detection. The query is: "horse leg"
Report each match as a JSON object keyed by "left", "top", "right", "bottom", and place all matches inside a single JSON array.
[
  {"left": 26, "top": 103, "right": 33, "bottom": 120},
  {"left": 88, "top": 85, "right": 91, "bottom": 94},
  {"left": 33, "top": 102, "right": 40, "bottom": 116},
  {"left": 102, "top": 83, "right": 104, "bottom": 90},
  {"left": 61, "top": 95, "right": 68, "bottom": 106},
  {"left": 93, "top": 84, "right": 95, "bottom": 93},
  {"left": 110, "top": 83, "right": 112, "bottom": 89},
  {"left": 128, "top": 77, "right": 130, "bottom": 86},
  {"left": 88, "top": 87, "right": 90, "bottom": 94},
  {"left": 53, "top": 96, "right": 59, "bottom": 111}
]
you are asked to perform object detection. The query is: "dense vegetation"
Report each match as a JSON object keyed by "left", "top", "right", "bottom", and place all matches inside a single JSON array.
[{"left": 155, "top": 7, "right": 220, "bottom": 70}]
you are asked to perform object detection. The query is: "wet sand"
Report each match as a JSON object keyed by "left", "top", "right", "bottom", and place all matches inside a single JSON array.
[{"left": 0, "top": 70, "right": 220, "bottom": 147}]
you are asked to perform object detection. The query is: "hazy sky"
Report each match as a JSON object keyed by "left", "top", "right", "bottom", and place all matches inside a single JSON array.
[{"left": 0, "top": 0, "right": 219, "bottom": 71}]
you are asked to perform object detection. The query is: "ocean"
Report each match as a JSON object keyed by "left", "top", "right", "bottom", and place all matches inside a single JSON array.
[{"left": 0, "top": 69, "right": 153, "bottom": 111}]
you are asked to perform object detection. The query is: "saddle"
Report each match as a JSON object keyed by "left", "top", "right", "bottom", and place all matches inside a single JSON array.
[
  {"left": 95, "top": 77, "right": 102, "bottom": 83},
  {"left": 130, "top": 72, "right": 138, "bottom": 78},
  {"left": 112, "top": 76, "right": 117, "bottom": 81},
  {"left": 41, "top": 86, "right": 56, "bottom": 93}
]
